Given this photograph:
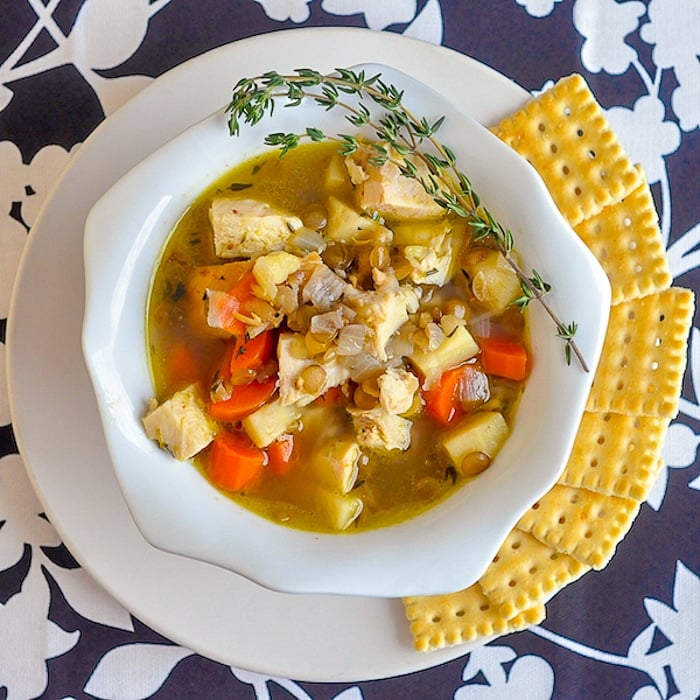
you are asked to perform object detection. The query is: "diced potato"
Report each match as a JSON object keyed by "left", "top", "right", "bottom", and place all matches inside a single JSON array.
[
  {"left": 391, "top": 219, "right": 452, "bottom": 246},
  {"left": 441, "top": 411, "right": 509, "bottom": 473},
  {"left": 313, "top": 487, "right": 363, "bottom": 531},
  {"left": 252, "top": 251, "right": 302, "bottom": 300},
  {"left": 242, "top": 398, "right": 302, "bottom": 448},
  {"left": 310, "top": 439, "right": 361, "bottom": 494},
  {"left": 409, "top": 325, "right": 480, "bottom": 388},
  {"left": 142, "top": 385, "right": 215, "bottom": 460},
  {"left": 462, "top": 248, "right": 521, "bottom": 312},
  {"left": 325, "top": 153, "right": 351, "bottom": 190},
  {"left": 325, "top": 195, "right": 391, "bottom": 243}
]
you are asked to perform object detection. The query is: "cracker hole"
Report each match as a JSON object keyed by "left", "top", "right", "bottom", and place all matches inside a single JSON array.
[
  {"left": 508, "top": 580, "right": 517, "bottom": 588},
  {"left": 558, "top": 516, "right": 566, "bottom": 525},
  {"left": 529, "top": 567, "right": 538, "bottom": 574},
  {"left": 597, "top": 435, "right": 606, "bottom": 445},
  {"left": 564, "top": 106, "right": 572, "bottom": 116},
  {"left": 532, "top": 502, "right": 540, "bottom": 510},
  {"left": 651, "top": 360, "right": 659, "bottom": 371},
  {"left": 432, "top": 616, "right": 441, "bottom": 623},
  {"left": 512, "top": 541, "right": 521, "bottom": 550},
  {"left": 635, "top": 264, "right": 643, "bottom": 273},
  {"left": 628, "top": 311, "right": 636, "bottom": 321},
  {"left": 493, "top": 555, "right": 500, "bottom": 563},
  {"left": 655, "top": 337, "right": 663, "bottom": 347},
  {"left": 600, "top": 170, "right": 608, "bottom": 179},
  {"left": 570, "top": 494, "right": 579, "bottom": 504},
  {"left": 538, "top": 123, "right": 546, "bottom": 132},
  {"left": 659, "top": 314, "right": 666, "bottom": 322},
  {"left": 629, "top": 240, "right": 637, "bottom": 250},
  {"left": 621, "top": 357, "right": 629, "bottom": 368},
  {"left": 590, "top": 458, "right": 598, "bottom": 468},
  {"left": 550, "top": 143, "right": 558, "bottom": 154},
  {"left": 584, "top": 530, "right": 593, "bottom": 539},
  {"left": 562, "top": 165, "right": 570, "bottom": 175},
  {"left": 623, "top": 217, "right": 632, "bottom": 227},
  {"left": 455, "top": 609, "right": 465, "bottom": 617},
  {"left": 588, "top": 150, "right": 596, "bottom": 159},
  {"left": 577, "top": 128, "right": 584, "bottom": 137},
  {"left": 621, "top": 466, "right": 629, "bottom": 475},
  {"left": 574, "top": 186, "right": 582, "bottom": 196},
  {"left": 603, "top": 414, "right": 612, "bottom": 422},
  {"left": 616, "top": 381, "right": 625, "bottom": 391},
  {"left": 479, "top": 604, "right": 490, "bottom": 611},
  {"left": 549, "top": 552, "right": 559, "bottom": 560},
  {"left": 623, "top": 334, "right": 632, "bottom": 344}
]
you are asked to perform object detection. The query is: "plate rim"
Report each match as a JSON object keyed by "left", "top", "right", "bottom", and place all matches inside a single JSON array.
[{"left": 7, "top": 26, "right": 535, "bottom": 681}]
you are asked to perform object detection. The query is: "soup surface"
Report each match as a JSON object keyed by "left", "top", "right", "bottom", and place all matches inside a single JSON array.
[{"left": 144, "top": 140, "right": 529, "bottom": 533}]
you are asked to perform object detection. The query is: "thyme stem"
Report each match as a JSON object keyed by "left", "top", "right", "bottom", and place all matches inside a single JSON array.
[{"left": 226, "top": 68, "right": 587, "bottom": 370}]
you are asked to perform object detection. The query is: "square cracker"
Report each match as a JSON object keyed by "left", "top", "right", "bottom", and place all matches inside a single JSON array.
[
  {"left": 492, "top": 74, "right": 642, "bottom": 226},
  {"left": 559, "top": 411, "right": 668, "bottom": 501},
  {"left": 516, "top": 484, "right": 640, "bottom": 570},
  {"left": 586, "top": 287, "right": 695, "bottom": 418},
  {"left": 403, "top": 584, "right": 545, "bottom": 652},
  {"left": 574, "top": 172, "right": 671, "bottom": 304},
  {"left": 478, "top": 529, "right": 590, "bottom": 619}
]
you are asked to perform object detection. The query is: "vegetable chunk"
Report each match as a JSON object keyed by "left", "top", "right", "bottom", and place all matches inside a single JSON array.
[
  {"left": 142, "top": 384, "right": 215, "bottom": 460},
  {"left": 441, "top": 411, "right": 509, "bottom": 473}
]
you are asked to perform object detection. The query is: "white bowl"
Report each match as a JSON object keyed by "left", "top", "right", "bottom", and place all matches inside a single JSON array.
[{"left": 82, "top": 63, "right": 610, "bottom": 598}]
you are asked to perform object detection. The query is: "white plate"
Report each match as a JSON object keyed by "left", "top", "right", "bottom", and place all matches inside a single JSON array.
[{"left": 8, "top": 27, "right": 532, "bottom": 681}]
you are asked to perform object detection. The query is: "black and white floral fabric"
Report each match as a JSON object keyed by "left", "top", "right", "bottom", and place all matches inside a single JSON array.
[{"left": 1, "top": 1, "right": 698, "bottom": 698}]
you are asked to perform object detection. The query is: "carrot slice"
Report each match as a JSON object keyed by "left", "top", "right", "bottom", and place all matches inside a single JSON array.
[
  {"left": 208, "top": 378, "right": 277, "bottom": 422},
  {"left": 205, "top": 271, "right": 257, "bottom": 336},
  {"left": 267, "top": 434, "right": 297, "bottom": 475},
  {"left": 229, "top": 330, "right": 275, "bottom": 375},
  {"left": 208, "top": 431, "right": 266, "bottom": 491},
  {"left": 479, "top": 337, "right": 529, "bottom": 381},
  {"left": 424, "top": 366, "right": 465, "bottom": 425}
]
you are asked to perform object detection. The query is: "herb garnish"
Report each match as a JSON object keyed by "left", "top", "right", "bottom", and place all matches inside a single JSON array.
[{"left": 225, "top": 68, "right": 587, "bottom": 370}]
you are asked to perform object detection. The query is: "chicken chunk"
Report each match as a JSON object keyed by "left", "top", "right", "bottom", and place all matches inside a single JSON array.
[
  {"left": 377, "top": 367, "right": 419, "bottom": 415},
  {"left": 345, "top": 148, "right": 445, "bottom": 220},
  {"left": 209, "top": 198, "right": 303, "bottom": 258},
  {"left": 277, "top": 332, "right": 351, "bottom": 406},
  {"left": 142, "top": 385, "right": 215, "bottom": 460},
  {"left": 349, "top": 406, "right": 412, "bottom": 452},
  {"left": 347, "top": 285, "right": 420, "bottom": 361}
]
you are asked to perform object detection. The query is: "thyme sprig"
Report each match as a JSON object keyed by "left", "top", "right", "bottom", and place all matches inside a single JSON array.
[{"left": 225, "top": 68, "right": 587, "bottom": 370}]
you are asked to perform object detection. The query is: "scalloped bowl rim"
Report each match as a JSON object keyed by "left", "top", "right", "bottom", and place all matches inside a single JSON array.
[{"left": 81, "top": 63, "right": 610, "bottom": 598}]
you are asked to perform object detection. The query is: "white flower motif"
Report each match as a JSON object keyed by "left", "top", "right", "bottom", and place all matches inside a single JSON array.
[
  {"left": 83, "top": 643, "right": 193, "bottom": 699},
  {"left": 640, "top": 0, "right": 700, "bottom": 131},
  {"left": 253, "top": 0, "right": 313, "bottom": 23},
  {"left": 0, "top": 142, "right": 76, "bottom": 316},
  {"left": 456, "top": 644, "right": 554, "bottom": 698},
  {"left": 605, "top": 95, "right": 681, "bottom": 184},
  {"left": 0, "top": 455, "right": 61, "bottom": 570},
  {"left": 321, "top": 0, "right": 418, "bottom": 30},
  {"left": 0, "top": 562, "right": 79, "bottom": 700},
  {"left": 401, "top": 0, "right": 443, "bottom": 45},
  {"left": 647, "top": 421, "right": 700, "bottom": 511},
  {"left": 643, "top": 562, "right": 700, "bottom": 698},
  {"left": 513, "top": 0, "right": 565, "bottom": 19},
  {"left": 573, "top": 0, "right": 646, "bottom": 75}
]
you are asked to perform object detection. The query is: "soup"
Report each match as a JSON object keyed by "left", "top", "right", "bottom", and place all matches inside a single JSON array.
[{"left": 143, "top": 140, "right": 529, "bottom": 533}]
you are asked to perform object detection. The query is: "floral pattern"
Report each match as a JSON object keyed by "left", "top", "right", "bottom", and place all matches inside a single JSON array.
[{"left": 1, "top": 0, "right": 698, "bottom": 698}]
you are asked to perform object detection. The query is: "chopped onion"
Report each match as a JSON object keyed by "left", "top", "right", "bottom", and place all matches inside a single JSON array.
[
  {"left": 336, "top": 324, "right": 366, "bottom": 356},
  {"left": 291, "top": 226, "right": 327, "bottom": 253}
]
